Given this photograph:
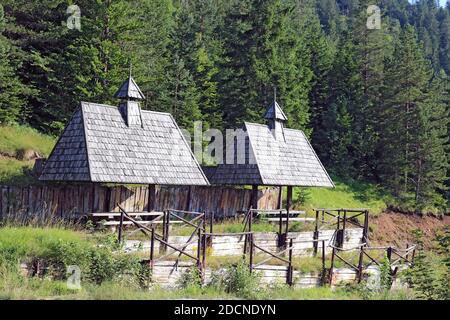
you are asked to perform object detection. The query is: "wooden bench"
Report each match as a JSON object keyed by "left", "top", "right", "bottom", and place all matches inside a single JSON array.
[
  {"left": 266, "top": 217, "right": 315, "bottom": 223},
  {"left": 89, "top": 211, "right": 184, "bottom": 229}
]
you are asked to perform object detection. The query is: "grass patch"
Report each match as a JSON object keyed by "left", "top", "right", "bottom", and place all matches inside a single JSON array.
[
  {"left": 0, "top": 158, "right": 36, "bottom": 185},
  {"left": 0, "top": 125, "right": 55, "bottom": 185},
  {"left": 0, "top": 125, "right": 55, "bottom": 157},
  {"left": 296, "top": 176, "right": 391, "bottom": 216},
  {"left": 0, "top": 226, "right": 418, "bottom": 300}
]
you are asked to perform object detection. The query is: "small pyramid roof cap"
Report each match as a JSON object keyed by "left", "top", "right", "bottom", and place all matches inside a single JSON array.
[
  {"left": 264, "top": 100, "right": 287, "bottom": 121},
  {"left": 114, "top": 76, "right": 145, "bottom": 100}
]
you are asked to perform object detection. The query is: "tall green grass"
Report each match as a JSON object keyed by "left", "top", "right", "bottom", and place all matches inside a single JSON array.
[
  {"left": 0, "top": 125, "right": 55, "bottom": 157},
  {"left": 297, "top": 176, "right": 391, "bottom": 216},
  {"left": 0, "top": 125, "right": 55, "bottom": 185},
  {"left": 0, "top": 158, "right": 34, "bottom": 185}
]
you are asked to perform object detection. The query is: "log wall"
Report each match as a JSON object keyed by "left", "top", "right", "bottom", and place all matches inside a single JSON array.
[{"left": 0, "top": 184, "right": 280, "bottom": 220}]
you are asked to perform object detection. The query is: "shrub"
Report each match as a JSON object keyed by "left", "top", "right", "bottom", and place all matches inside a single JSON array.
[
  {"left": 0, "top": 227, "right": 143, "bottom": 286},
  {"left": 403, "top": 228, "right": 449, "bottom": 300},
  {"left": 178, "top": 266, "right": 202, "bottom": 289},
  {"left": 211, "top": 260, "right": 263, "bottom": 299}
]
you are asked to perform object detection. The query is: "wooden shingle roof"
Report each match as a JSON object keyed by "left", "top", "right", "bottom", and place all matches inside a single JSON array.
[
  {"left": 114, "top": 76, "right": 146, "bottom": 100},
  {"left": 40, "top": 102, "right": 209, "bottom": 185},
  {"left": 264, "top": 101, "right": 287, "bottom": 121},
  {"left": 204, "top": 122, "right": 334, "bottom": 187}
]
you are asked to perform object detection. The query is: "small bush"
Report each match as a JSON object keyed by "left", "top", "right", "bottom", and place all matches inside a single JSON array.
[
  {"left": 0, "top": 227, "right": 143, "bottom": 286},
  {"left": 404, "top": 228, "right": 449, "bottom": 300},
  {"left": 178, "top": 266, "right": 202, "bottom": 289},
  {"left": 211, "top": 260, "right": 263, "bottom": 299}
]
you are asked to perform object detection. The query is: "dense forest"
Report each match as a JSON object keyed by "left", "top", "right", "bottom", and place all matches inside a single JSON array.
[{"left": 0, "top": 0, "right": 449, "bottom": 213}]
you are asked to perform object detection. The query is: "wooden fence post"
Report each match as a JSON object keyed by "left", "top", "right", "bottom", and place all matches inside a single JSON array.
[
  {"left": 150, "top": 228, "right": 155, "bottom": 270},
  {"left": 197, "top": 226, "right": 202, "bottom": 275},
  {"left": 287, "top": 238, "right": 294, "bottom": 286},
  {"left": 387, "top": 246, "right": 392, "bottom": 262},
  {"left": 249, "top": 233, "right": 254, "bottom": 274},
  {"left": 313, "top": 210, "right": 319, "bottom": 256},
  {"left": 357, "top": 247, "right": 364, "bottom": 283},
  {"left": 208, "top": 211, "right": 214, "bottom": 248},
  {"left": 329, "top": 247, "right": 336, "bottom": 285},
  {"left": 321, "top": 240, "right": 326, "bottom": 283},
  {"left": 202, "top": 224, "right": 207, "bottom": 273},
  {"left": 118, "top": 209, "right": 124, "bottom": 243}
]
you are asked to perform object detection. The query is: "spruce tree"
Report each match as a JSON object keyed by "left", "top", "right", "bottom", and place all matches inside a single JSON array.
[
  {"left": 218, "top": 0, "right": 258, "bottom": 128},
  {"left": 0, "top": 4, "right": 28, "bottom": 124},
  {"left": 346, "top": 0, "right": 389, "bottom": 179},
  {"left": 380, "top": 25, "right": 446, "bottom": 210},
  {"left": 411, "top": 71, "right": 449, "bottom": 209}
]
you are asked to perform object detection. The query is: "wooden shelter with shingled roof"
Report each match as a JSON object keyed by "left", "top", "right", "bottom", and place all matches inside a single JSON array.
[
  {"left": 40, "top": 73, "right": 209, "bottom": 211},
  {"left": 204, "top": 94, "right": 334, "bottom": 218}
]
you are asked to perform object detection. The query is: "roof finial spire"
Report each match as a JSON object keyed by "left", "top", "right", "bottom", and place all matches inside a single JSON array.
[
  {"left": 114, "top": 64, "right": 145, "bottom": 100},
  {"left": 264, "top": 87, "right": 287, "bottom": 122}
]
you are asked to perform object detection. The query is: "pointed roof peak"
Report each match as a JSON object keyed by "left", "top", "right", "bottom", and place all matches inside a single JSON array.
[
  {"left": 264, "top": 100, "right": 287, "bottom": 121},
  {"left": 114, "top": 76, "right": 145, "bottom": 100}
]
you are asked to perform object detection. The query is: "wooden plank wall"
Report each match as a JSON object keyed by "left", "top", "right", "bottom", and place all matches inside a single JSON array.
[{"left": 0, "top": 184, "right": 280, "bottom": 220}]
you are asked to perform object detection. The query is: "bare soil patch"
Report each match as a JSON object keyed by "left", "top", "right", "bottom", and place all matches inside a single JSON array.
[{"left": 370, "top": 211, "right": 449, "bottom": 249}]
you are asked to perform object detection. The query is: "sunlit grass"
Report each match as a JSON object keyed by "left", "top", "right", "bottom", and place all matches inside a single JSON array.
[
  {"left": 0, "top": 157, "right": 35, "bottom": 184},
  {"left": 296, "top": 176, "right": 391, "bottom": 216},
  {"left": 0, "top": 125, "right": 55, "bottom": 157},
  {"left": 0, "top": 125, "right": 55, "bottom": 185}
]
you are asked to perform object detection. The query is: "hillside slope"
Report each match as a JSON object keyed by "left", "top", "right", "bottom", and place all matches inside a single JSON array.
[{"left": 0, "top": 126, "right": 55, "bottom": 184}]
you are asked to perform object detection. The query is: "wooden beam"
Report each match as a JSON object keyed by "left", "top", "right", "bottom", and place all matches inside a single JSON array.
[
  {"left": 251, "top": 185, "right": 258, "bottom": 210},
  {"left": 277, "top": 186, "right": 283, "bottom": 209},
  {"left": 148, "top": 184, "right": 156, "bottom": 212},
  {"left": 286, "top": 186, "right": 293, "bottom": 235}
]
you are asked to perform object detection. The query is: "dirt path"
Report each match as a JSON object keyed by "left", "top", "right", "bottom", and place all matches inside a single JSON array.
[{"left": 370, "top": 211, "right": 449, "bottom": 249}]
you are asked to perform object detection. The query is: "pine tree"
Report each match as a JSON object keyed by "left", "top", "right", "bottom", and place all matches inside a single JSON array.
[
  {"left": 322, "top": 32, "right": 359, "bottom": 175},
  {"left": 305, "top": 2, "right": 337, "bottom": 157},
  {"left": 0, "top": 4, "right": 27, "bottom": 124},
  {"left": 218, "top": 0, "right": 312, "bottom": 130},
  {"left": 218, "top": 0, "right": 258, "bottom": 128},
  {"left": 380, "top": 25, "right": 442, "bottom": 209},
  {"left": 411, "top": 71, "right": 449, "bottom": 209},
  {"left": 346, "top": 0, "right": 390, "bottom": 179},
  {"left": 171, "top": 0, "right": 223, "bottom": 130}
]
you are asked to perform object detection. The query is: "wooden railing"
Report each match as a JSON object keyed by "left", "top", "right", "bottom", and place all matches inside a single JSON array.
[{"left": 117, "top": 205, "right": 207, "bottom": 278}]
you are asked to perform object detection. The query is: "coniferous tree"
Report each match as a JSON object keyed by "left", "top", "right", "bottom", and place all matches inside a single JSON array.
[
  {"left": 380, "top": 25, "right": 446, "bottom": 210},
  {"left": 410, "top": 72, "right": 449, "bottom": 209},
  {"left": 218, "top": 0, "right": 259, "bottom": 128},
  {"left": 0, "top": 4, "right": 29, "bottom": 124},
  {"left": 381, "top": 26, "right": 428, "bottom": 196}
]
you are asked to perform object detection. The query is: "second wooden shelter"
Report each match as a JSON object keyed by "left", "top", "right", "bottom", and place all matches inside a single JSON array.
[{"left": 204, "top": 96, "right": 334, "bottom": 236}]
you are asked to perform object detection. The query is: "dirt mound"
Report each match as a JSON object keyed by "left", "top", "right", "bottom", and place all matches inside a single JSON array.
[{"left": 370, "top": 211, "right": 449, "bottom": 249}]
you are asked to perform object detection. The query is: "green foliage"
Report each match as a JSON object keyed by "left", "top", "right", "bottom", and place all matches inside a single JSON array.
[
  {"left": 299, "top": 175, "right": 390, "bottom": 215},
  {"left": 0, "top": 125, "right": 56, "bottom": 184},
  {"left": 379, "top": 254, "right": 393, "bottom": 290},
  {"left": 0, "top": 4, "right": 31, "bottom": 125},
  {"left": 0, "top": 227, "right": 142, "bottom": 286},
  {"left": 178, "top": 266, "right": 202, "bottom": 290},
  {"left": 210, "top": 260, "right": 263, "bottom": 299},
  {"left": 0, "top": 0, "right": 448, "bottom": 212},
  {"left": 0, "top": 125, "right": 55, "bottom": 157},
  {"left": 404, "top": 228, "right": 449, "bottom": 300}
]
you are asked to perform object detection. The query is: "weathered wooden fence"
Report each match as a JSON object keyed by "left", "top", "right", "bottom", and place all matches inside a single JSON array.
[{"left": 0, "top": 184, "right": 280, "bottom": 220}]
